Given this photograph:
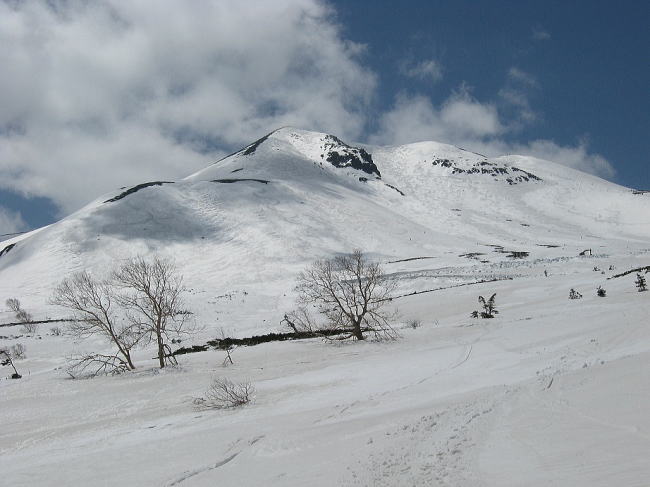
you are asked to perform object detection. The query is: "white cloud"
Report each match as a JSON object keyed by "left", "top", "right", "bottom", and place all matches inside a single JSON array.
[
  {"left": 0, "top": 0, "right": 376, "bottom": 213},
  {"left": 400, "top": 59, "right": 443, "bottom": 82},
  {"left": 0, "top": 1, "right": 616, "bottom": 218},
  {"left": 370, "top": 89, "right": 502, "bottom": 145},
  {"left": 0, "top": 207, "right": 27, "bottom": 240},
  {"left": 511, "top": 139, "right": 615, "bottom": 179},
  {"left": 371, "top": 90, "right": 614, "bottom": 179}
]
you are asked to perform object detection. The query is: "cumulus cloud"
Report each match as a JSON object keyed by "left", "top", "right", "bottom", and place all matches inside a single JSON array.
[
  {"left": 371, "top": 86, "right": 614, "bottom": 179},
  {"left": 400, "top": 59, "right": 443, "bottom": 82},
  {"left": 509, "top": 139, "right": 615, "bottom": 179},
  {"left": 0, "top": 0, "right": 376, "bottom": 213},
  {"left": 370, "top": 88, "right": 502, "bottom": 146},
  {"left": 0, "top": 207, "right": 27, "bottom": 240},
  {"left": 0, "top": 0, "right": 616, "bottom": 222}
]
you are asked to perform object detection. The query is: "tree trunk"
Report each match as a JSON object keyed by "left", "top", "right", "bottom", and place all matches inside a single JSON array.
[
  {"left": 157, "top": 333, "right": 165, "bottom": 368},
  {"left": 125, "top": 351, "right": 135, "bottom": 370},
  {"left": 352, "top": 318, "right": 364, "bottom": 340}
]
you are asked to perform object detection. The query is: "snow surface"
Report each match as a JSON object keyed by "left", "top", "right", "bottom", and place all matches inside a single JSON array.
[{"left": 1, "top": 127, "right": 649, "bottom": 485}]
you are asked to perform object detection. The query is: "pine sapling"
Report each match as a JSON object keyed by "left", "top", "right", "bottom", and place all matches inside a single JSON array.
[
  {"left": 478, "top": 293, "right": 498, "bottom": 318},
  {"left": 635, "top": 273, "right": 647, "bottom": 292},
  {"left": 596, "top": 286, "right": 606, "bottom": 297}
]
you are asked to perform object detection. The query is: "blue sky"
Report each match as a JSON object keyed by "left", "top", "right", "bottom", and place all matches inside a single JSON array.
[
  {"left": 333, "top": 0, "right": 649, "bottom": 187},
  {"left": 0, "top": 0, "right": 648, "bottom": 235}
]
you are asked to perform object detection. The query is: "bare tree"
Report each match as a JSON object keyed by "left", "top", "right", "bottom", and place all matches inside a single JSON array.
[
  {"left": 0, "top": 348, "right": 21, "bottom": 379},
  {"left": 113, "top": 256, "right": 190, "bottom": 368},
  {"left": 6, "top": 298, "right": 34, "bottom": 332},
  {"left": 292, "top": 249, "right": 397, "bottom": 340},
  {"left": 10, "top": 343, "right": 26, "bottom": 359},
  {"left": 51, "top": 272, "right": 138, "bottom": 372},
  {"left": 216, "top": 327, "right": 236, "bottom": 366}
]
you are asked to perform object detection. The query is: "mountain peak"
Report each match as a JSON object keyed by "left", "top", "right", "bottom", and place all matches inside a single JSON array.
[{"left": 185, "top": 128, "right": 381, "bottom": 183}]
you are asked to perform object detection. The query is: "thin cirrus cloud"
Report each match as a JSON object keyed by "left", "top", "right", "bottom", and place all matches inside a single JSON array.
[
  {"left": 498, "top": 67, "right": 540, "bottom": 128},
  {"left": 0, "top": 0, "right": 612, "bottom": 224},
  {"left": 400, "top": 59, "right": 444, "bottom": 82},
  {"left": 532, "top": 26, "right": 551, "bottom": 41}
]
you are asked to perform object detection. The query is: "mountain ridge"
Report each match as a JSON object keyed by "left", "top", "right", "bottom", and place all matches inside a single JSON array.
[{"left": 1, "top": 128, "right": 648, "bottom": 333}]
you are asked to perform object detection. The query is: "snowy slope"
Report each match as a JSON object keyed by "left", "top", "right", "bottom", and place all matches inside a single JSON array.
[
  {"left": 0, "top": 127, "right": 648, "bottom": 329},
  {"left": 1, "top": 128, "right": 650, "bottom": 486}
]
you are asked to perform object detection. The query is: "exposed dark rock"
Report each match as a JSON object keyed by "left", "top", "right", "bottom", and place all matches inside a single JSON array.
[
  {"left": 385, "top": 183, "right": 405, "bottom": 196},
  {"left": 435, "top": 157, "right": 542, "bottom": 185},
  {"left": 0, "top": 243, "right": 15, "bottom": 258},
  {"left": 506, "top": 251, "right": 530, "bottom": 259},
  {"left": 212, "top": 178, "right": 269, "bottom": 184},
  {"left": 387, "top": 256, "right": 436, "bottom": 263},
  {"left": 241, "top": 131, "right": 275, "bottom": 156},
  {"left": 459, "top": 252, "right": 485, "bottom": 260},
  {"left": 321, "top": 135, "right": 381, "bottom": 177},
  {"left": 104, "top": 181, "right": 173, "bottom": 203}
]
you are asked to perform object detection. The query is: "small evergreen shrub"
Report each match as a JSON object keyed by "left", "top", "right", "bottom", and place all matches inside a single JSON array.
[{"left": 569, "top": 288, "right": 583, "bottom": 300}]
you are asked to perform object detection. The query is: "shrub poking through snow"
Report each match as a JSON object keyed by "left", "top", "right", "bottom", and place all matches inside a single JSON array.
[
  {"left": 569, "top": 288, "right": 583, "bottom": 300},
  {"left": 407, "top": 319, "right": 422, "bottom": 329},
  {"left": 193, "top": 378, "right": 254, "bottom": 410},
  {"left": 596, "top": 286, "right": 607, "bottom": 297},
  {"left": 635, "top": 273, "right": 647, "bottom": 292}
]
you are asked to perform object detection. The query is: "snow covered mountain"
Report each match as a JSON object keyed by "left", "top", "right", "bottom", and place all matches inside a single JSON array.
[
  {"left": 0, "top": 127, "right": 648, "bottom": 331},
  {"left": 2, "top": 128, "right": 650, "bottom": 486}
]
